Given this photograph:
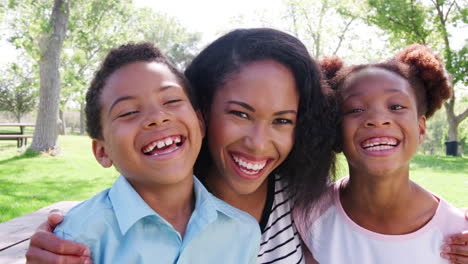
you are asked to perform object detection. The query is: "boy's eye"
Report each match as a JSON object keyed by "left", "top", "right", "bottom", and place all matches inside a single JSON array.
[
  {"left": 229, "top": 110, "right": 249, "bottom": 119},
  {"left": 273, "top": 118, "right": 293, "bottom": 125},
  {"left": 164, "top": 99, "right": 182, "bottom": 105},
  {"left": 390, "top": 105, "right": 405, "bottom": 110},
  {"left": 118, "top": 111, "right": 138, "bottom": 118}
]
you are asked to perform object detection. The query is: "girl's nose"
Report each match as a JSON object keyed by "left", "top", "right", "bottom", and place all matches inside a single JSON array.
[{"left": 364, "top": 111, "right": 391, "bottom": 128}]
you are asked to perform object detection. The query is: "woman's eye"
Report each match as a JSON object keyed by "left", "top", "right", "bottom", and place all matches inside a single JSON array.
[
  {"left": 390, "top": 105, "right": 405, "bottom": 110},
  {"left": 229, "top": 110, "right": 249, "bottom": 119},
  {"left": 273, "top": 118, "right": 293, "bottom": 125},
  {"left": 118, "top": 111, "right": 138, "bottom": 118}
]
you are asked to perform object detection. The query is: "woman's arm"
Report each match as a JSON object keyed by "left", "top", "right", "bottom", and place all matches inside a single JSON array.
[
  {"left": 25, "top": 210, "right": 92, "bottom": 264},
  {"left": 441, "top": 209, "right": 468, "bottom": 264}
]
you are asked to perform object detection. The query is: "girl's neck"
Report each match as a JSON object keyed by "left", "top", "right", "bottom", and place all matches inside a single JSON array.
[
  {"left": 204, "top": 166, "right": 268, "bottom": 222},
  {"left": 340, "top": 168, "right": 438, "bottom": 235}
]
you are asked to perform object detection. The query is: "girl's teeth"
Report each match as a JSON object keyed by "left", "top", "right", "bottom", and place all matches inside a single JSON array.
[
  {"left": 175, "top": 137, "right": 181, "bottom": 143},
  {"left": 157, "top": 141, "right": 165, "bottom": 149},
  {"left": 165, "top": 138, "right": 173, "bottom": 146}
]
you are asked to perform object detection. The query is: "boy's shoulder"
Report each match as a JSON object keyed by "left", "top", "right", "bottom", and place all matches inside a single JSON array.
[{"left": 54, "top": 187, "right": 115, "bottom": 237}]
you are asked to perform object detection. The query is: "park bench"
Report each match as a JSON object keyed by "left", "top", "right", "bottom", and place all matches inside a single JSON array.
[
  {"left": 0, "top": 123, "right": 35, "bottom": 148},
  {"left": 0, "top": 134, "right": 33, "bottom": 148},
  {"left": 0, "top": 201, "right": 81, "bottom": 264}
]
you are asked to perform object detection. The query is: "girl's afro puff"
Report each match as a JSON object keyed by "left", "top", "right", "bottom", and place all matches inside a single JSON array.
[{"left": 320, "top": 44, "right": 453, "bottom": 119}]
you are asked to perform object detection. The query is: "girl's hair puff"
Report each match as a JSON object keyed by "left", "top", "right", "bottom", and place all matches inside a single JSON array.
[{"left": 321, "top": 44, "right": 452, "bottom": 119}]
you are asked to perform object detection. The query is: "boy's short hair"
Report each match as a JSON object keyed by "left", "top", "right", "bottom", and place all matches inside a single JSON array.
[
  {"left": 85, "top": 42, "right": 197, "bottom": 140},
  {"left": 320, "top": 44, "right": 452, "bottom": 118}
]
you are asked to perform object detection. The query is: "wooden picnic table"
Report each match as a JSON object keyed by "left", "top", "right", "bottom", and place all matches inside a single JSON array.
[
  {"left": 0, "top": 201, "right": 81, "bottom": 264},
  {"left": 0, "top": 123, "right": 35, "bottom": 147}
]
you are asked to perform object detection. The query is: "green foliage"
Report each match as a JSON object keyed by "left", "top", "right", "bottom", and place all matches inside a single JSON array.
[
  {"left": 367, "top": 0, "right": 432, "bottom": 45},
  {"left": 0, "top": 62, "right": 38, "bottom": 122}
]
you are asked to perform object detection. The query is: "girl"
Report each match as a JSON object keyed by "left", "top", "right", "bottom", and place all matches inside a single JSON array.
[{"left": 296, "top": 44, "right": 468, "bottom": 263}]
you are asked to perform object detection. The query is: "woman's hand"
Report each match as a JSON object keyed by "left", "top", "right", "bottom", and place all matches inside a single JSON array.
[
  {"left": 441, "top": 209, "right": 468, "bottom": 264},
  {"left": 25, "top": 210, "right": 92, "bottom": 264}
]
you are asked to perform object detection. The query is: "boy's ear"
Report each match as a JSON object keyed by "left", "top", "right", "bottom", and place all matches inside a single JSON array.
[
  {"left": 196, "top": 110, "right": 206, "bottom": 138},
  {"left": 92, "top": 139, "right": 113, "bottom": 168},
  {"left": 418, "top": 115, "right": 427, "bottom": 144}
]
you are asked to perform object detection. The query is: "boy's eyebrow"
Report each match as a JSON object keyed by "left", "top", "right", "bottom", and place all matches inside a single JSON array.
[{"left": 108, "top": 96, "right": 135, "bottom": 114}]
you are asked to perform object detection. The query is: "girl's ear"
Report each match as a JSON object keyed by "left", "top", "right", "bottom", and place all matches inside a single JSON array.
[
  {"left": 418, "top": 115, "right": 427, "bottom": 144},
  {"left": 92, "top": 139, "right": 113, "bottom": 168}
]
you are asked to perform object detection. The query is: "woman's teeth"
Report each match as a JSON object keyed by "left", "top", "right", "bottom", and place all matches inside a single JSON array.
[{"left": 232, "top": 154, "right": 267, "bottom": 174}]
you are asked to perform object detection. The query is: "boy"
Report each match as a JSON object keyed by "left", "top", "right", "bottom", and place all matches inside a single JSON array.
[{"left": 53, "top": 42, "right": 260, "bottom": 263}]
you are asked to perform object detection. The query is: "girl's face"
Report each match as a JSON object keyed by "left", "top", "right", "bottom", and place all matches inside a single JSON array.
[
  {"left": 340, "top": 68, "right": 426, "bottom": 178},
  {"left": 206, "top": 60, "right": 299, "bottom": 195}
]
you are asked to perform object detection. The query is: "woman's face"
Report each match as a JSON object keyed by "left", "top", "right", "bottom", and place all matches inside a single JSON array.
[{"left": 206, "top": 60, "right": 299, "bottom": 195}]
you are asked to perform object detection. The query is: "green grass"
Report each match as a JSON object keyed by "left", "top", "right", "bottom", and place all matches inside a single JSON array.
[
  {"left": 335, "top": 154, "right": 467, "bottom": 208},
  {"left": 0, "top": 136, "right": 466, "bottom": 223},
  {"left": 0, "top": 135, "right": 118, "bottom": 223}
]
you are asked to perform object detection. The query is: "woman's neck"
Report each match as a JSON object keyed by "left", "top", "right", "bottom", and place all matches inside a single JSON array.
[
  {"left": 204, "top": 166, "right": 269, "bottom": 222},
  {"left": 340, "top": 168, "right": 438, "bottom": 235}
]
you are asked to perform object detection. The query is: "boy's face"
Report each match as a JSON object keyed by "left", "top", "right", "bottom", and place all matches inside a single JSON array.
[
  {"left": 92, "top": 61, "right": 204, "bottom": 189},
  {"left": 340, "top": 68, "right": 426, "bottom": 177}
]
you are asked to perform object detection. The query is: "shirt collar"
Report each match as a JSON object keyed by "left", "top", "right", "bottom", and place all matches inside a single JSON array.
[
  {"left": 109, "top": 176, "right": 160, "bottom": 235},
  {"left": 109, "top": 175, "right": 245, "bottom": 236}
]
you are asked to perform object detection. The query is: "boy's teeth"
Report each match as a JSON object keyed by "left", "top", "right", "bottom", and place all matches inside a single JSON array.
[{"left": 143, "top": 136, "right": 182, "bottom": 154}]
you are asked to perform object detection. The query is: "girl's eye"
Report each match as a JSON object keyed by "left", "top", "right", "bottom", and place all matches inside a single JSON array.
[
  {"left": 273, "top": 118, "right": 293, "bottom": 125},
  {"left": 346, "top": 108, "right": 364, "bottom": 114},
  {"left": 118, "top": 111, "right": 138, "bottom": 118},
  {"left": 229, "top": 110, "right": 249, "bottom": 119},
  {"left": 390, "top": 105, "right": 405, "bottom": 110}
]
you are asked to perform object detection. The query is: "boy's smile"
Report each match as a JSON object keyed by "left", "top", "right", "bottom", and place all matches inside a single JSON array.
[
  {"left": 92, "top": 61, "right": 204, "bottom": 190},
  {"left": 340, "top": 68, "right": 426, "bottom": 178}
]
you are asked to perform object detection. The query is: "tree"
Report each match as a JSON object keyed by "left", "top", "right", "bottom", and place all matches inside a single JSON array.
[
  {"left": 367, "top": 0, "right": 468, "bottom": 156},
  {"left": 28, "top": 0, "right": 70, "bottom": 152},
  {"left": 0, "top": 62, "right": 38, "bottom": 122}
]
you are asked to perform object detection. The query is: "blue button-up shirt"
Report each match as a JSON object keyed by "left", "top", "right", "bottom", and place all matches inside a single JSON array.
[{"left": 55, "top": 176, "right": 260, "bottom": 264}]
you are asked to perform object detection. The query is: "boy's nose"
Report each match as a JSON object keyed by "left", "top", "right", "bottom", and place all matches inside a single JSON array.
[{"left": 143, "top": 109, "right": 170, "bottom": 128}]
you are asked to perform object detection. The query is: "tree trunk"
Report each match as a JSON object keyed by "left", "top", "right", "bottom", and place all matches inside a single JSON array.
[
  {"left": 58, "top": 109, "right": 66, "bottom": 135},
  {"left": 30, "top": 0, "right": 70, "bottom": 152},
  {"left": 80, "top": 101, "right": 85, "bottom": 135}
]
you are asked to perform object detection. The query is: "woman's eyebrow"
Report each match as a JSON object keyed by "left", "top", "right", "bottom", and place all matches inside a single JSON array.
[
  {"left": 227, "top": 100, "right": 255, "bottom": 112},
  {"left": 273, "top": 110, "right": 297, "bottom": 116}
]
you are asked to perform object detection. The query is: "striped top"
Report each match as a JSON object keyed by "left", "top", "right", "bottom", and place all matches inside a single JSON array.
[{"left": 257, "top": 175, "right": 305, "bottom": 264}]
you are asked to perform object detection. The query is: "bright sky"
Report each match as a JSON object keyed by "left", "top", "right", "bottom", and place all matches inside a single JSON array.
[{"left": 133, "top": 0, "right": 284, "bottom": 43}]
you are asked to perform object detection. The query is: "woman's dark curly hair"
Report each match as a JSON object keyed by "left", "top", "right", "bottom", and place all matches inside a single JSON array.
[
  {"left": 321, "top": 44, "right": 452, "bottom": 119},
  {"left": 85, "top": 42, "right": 197, "bottom": 140},
  {"left": 185, "top": 28, "right": 339, "bottom": 209}
]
